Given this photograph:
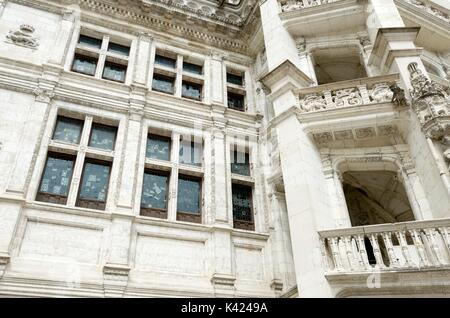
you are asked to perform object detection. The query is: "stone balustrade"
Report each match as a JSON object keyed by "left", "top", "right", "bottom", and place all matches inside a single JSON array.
[
  {"left": 319, "top": 219, "right": 450, "bottom": 273},
  {"left": 297, "top": 74, "right": 399, "bottom": 113},
  {"left": 402, "top": 0, "right": 450, "bottom": 23}
]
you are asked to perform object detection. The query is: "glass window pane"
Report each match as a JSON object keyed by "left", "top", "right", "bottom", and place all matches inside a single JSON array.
[
  {"left": 89, "top": 124, "right": 117, "bottom": 151},
  {"left": 177, "top": 177, "right": 200, "bottom": 214},
  {"left": 141, "top": 172, "right": 168, "bottom": 210},
  {"left": 79, "top": 162, "right": 111, "bottom": 202},
  {"left": 102, "top": 61, "right": 127, "bottom": 82},
  {"left": 78, "top": 35, "right": 102, "bottom": 49},
  {"left": 228, "top": 92, "right": 245, "bottom": 111},
  {"left": 183, "top": 62, "right": 202, "bottom": 75},
  {"left": 72, "top": 54, "right": 97, "bottom": 76},
  {"left": 107, "top": 42, "right": 130, "bottom": 56},
  {"left": 146, "top": 135, "right": 170, "bottom": 161},
  {"left": 182, "top": 82, "right": 202, "bottom": 100},
  {"left": 152, "top": 75, "right": 174, "bottom": 94},
  {"left": 154, "top": 55, "right": 176, "bottom": 69},
  {"left": 179, "top": 139, "right": 202, "bottom": 166},
  {"left": 232, "top": 184, "right": 252, "bottom": 222},
  {"left": 39, "top": 155, "right": 74, "bottom": 196},
  {"left": 53, "top": 116, "right": 83, "bottom": 144},
  {"left": 227, "top": 73, "right": 243, "bottom": 86},
  {"left": 231, "top": 151, "right": 250, "bottom": 176}
]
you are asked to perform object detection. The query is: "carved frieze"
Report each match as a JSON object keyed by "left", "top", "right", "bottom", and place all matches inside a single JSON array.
[{"left": 6, "top": 24, "right": 39, "bottom": 49}]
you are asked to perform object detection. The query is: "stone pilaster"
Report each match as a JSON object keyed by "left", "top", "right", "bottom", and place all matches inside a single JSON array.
[
  {"left": 132, "top": 32, "right": 153, "bottom": 86},
  {"left": 47, "top": 8, "right": 78, "bottom": 66}
]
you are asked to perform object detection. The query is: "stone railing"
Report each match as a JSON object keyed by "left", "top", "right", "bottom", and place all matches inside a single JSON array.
[
  {"left": 319, "top": 219, "right": 450, "bottom": 274},
  {"left": 297, "top": 75, "right": 400, "bottom": 113},
  {"left": 280, "top": 0, "right": 342, "bottom": 12},
  {"left": 402, "top": 0, "right": 450, "bottom": 23}
]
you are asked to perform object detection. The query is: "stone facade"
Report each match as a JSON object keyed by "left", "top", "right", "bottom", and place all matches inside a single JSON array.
[{"left": 0, "top": 0, "right": 449, "bottom": 298}]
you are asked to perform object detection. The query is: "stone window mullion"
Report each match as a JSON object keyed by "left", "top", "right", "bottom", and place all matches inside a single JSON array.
[
  {"left": 95, "top": 35, "right": 109, "bottom": 79},
  {"left": 174, "top": 55, "right": 183, "bottom": 98},
  {"left": 167, "top": 132, "right": 181, "bottom": 221}
]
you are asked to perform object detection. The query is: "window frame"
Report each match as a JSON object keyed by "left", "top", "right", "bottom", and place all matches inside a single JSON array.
[
  {"left": 88, "top": 122, "right": 118, "bottom": 151},
  {"left": 75, "top": 158, "right": 112, "bottom": 211},
  {"left": 140, "top": 169, "right": 171, "bottom": 219},
  {"left": 36, "top": 152, "right": 76, "bottom": 205},
  {"left": 176, "top": 174, "right": 203, "bottom": 224},
  {"left": 146, "top": 133, "right": 172, "bottom": 161},
  {"left": 52, "top": 115, "right": 85, "bottom": 145},
  {"left": 231, "top": 183, "right": 255, "bottom": 231}
]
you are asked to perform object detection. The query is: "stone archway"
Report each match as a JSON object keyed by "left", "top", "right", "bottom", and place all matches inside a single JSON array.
[{"left": 342, "top": 170, "right": 415, "bottom": 227}]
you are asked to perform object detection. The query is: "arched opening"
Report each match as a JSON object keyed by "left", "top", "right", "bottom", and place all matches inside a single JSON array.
[
  {"left": 343, "top": 171, "right": 415, "bottom": 227},
  {"left": 342, "top": 170, "right": 415, "bottom": 266}
]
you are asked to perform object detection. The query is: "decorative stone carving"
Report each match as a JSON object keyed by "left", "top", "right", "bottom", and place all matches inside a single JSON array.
[
  {"left": 378, "top": 125, "right": 398, "bottom": 136},
  {"left": 370, "top": 83, "right": 393, "bottom": 103},
  {"left": 334, "top": 130, "right": 353, "bottom": 140},
  {"left": 33, "top": 87, "right": 55, "bottom": 103},
  {"left": 333, "top": 88, "right": 363, "bottom": 108},
  {"left": 296, "top": 37, "right": 306, "bottom": 55},
  {"left": 314, "top": 132, "right": 333, "bottom": 144},
  {"left": 390, "top": 83, "right": 408, "bottom": 107},
  {"left": 408, "top": 62, "right": 450, "bottom": 167},
  {"left": 6, "top": 24, "right": 39, "bottom": 49},
  {"left": 300, "top": 93, "right": 327, "bottom": 112},
  {"left": 355, "top": 127, "right": 376, "bottom": 139}
]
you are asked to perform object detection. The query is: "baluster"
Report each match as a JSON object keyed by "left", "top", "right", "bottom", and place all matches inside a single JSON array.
[
  {"left": 382, "top": 232, "right": 399, "bottom": 268},
  {"left": 329, "top": 237, "right": 343, "bottom": 271},
  {"left": 357, "top": 84, "right": 371, "bottom": 104},
  {"left": 323, "top": 90, "right": 334, "bottom": 108},
  {"left": 356, "top": 234, "right": 371, "bottom": 270},
  {"left": 342, "top": 236, "right": 356, "bottom": 270},
  {"left": 438, "top": 227, "right": 450, "bottom": 258},
  {"left": 368, "top": 234, "right": 385, "bottom": 269},
  {"left": 410, "top": 229, "right": 430, "bottom": 267},
  {"left": 394, "top": 231, "right": 413, "bottom": 268},
  {"left": 319, "top": 238, "right": 331, "bottom": 271},
  {"left": 424, "top": 228, "right": 445, "bottom": 265}
]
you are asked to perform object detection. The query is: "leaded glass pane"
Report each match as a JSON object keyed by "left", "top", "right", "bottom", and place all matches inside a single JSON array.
[
  {"left": 231, "top": 151, "right": 250, "bottom": 176},
  {"left": 79, "top": 162, "right": 110, "bottom": 202},
  {"left": 72, "top": 54, "right": 97, "bottom": 76},
  {"left": 141, "top": 172, "right": 168, "bottom": 210},
  {"left": 146, "top": 135, "right": 170, "bottom": 161},
  {"left": 155, "top": 55, "right": 176, "bottom": 69},
  {"left": 177, "top": 177, "right": 200, "bottom": 214},
  {"left": 179, "top": 140, "right": 202, "bottom": 166},
  {"left": 102, "top": 61, "right": 126, "bottom": 82},
  {"left": 89, "top": 124, "right": 117, "bottom": 151},
  {"left": 107, "top": 42, "right": 130, "bottom": 56},
  {"left": 227, "top": 73, "right": 243, "bottom": 86},
  {"left": 53, "top": 116, "right": 83, "bottom": 144},
  {"left": 39, "top": 156, "right": 74, "bottom": 196},
  {"left": 232, "top": 184, "right": 252, "bottom": 222},
  {"left": 227, "top": 92, "right": 245, "bottom": 111},
  {"left": 78, "top": 35, "right": 102, "bottom": 49},
  {"left": 152, "top": 75, "right": 174, "bottom": 94},
  {"left": 182, "top": 82, "right": 202, "bottom": 100},
  {"left": 183, "top": 62, "right": 202, "bottom": 75}
]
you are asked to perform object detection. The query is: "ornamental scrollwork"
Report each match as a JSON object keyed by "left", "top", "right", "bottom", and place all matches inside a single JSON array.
[
  {"left": 332, "top": 88, "right": 363, "bottom": 108},
  {"left": 300, "top": 93, "right": 327, "bottom": 112},
  {"left": 6, "top": 24, "right": 39, "bottom": 49},
  {"left": 369, "top": 83, "right": 393, "bottom": 103}
]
